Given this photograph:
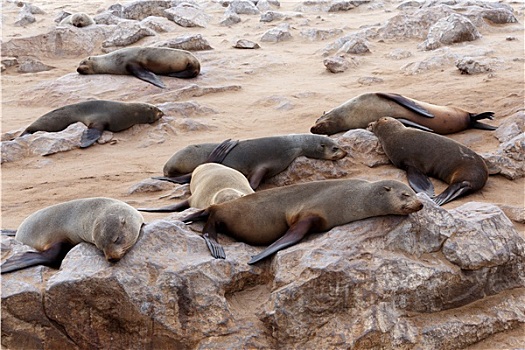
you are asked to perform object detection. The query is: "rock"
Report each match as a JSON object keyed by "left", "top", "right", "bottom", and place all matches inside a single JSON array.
[
  {"left": 256, "top": 0, "right": 280, "bottom": 12},
  {"left": 156, "top": 101, "right": 218, "bottom": 118},
  {"left": 397, "top": 0, "right": 423, "bottom": 9},
  {"left": 165, "top": 4, "right": 211, "bottom": 28},
  {"left": 321, "top": 30, "right": 377, "bottom": 56},
  {"left": 299, "top": 28, "right": 343, "bottom": 41},
  {"left": 357, "top": 76, "right": 384, "bottom": 86},
  {"left": 494, "top": 111, "right": 524, "bottom": 143},
  {"left": 93, "top": 12, "right": 132, "bottom": 25},
  {"left": 336, "top": 37, "right": 371, "bottom": 54},
  {"left": 227, "top": 0, "right": 260, "bottom": 15},
  {"left": 233, "top": 39, "right": 260, "bottom": 49},
  {"left": 323, "top": 56, "right": 357, "bottom": 73},
  {"left": 54, "top": 10, "right": 72, "bottom": 24},
  {"left": 260, "top": 10, "right": 303, "bottom": 23},
  {"left": 152, "top": 34, "right": 213, "bottom": 51},
  {"left": 401, "top": 47, "right": 459, "bottom": 75},
  {"left": 16, "top": 58, "right": 55, "bottom": 73},
  {"left": 294, "top": 0, "right": 369, "bottom": 12},
  {"left": 1, "top": 57, "right": 19, "bottom": 68},
  {"left": 386, "top": 49, "right": 412, "bottom": 60},
  {"left": 463, "top": 6, "right": 518, "bottom": 27},
  {"left": 140, "top": 16, "right": 179, "bottom": 33},
  {"left": 261, "top": 23, "right": 292, "bottom": 42},
  {"left": 128, "top": 178, "right": 175, "bottom": 194},
  {"left": 327, "top": 0, "right": 371, "bottom": 12},
  {"left": 114, "top": 0, "right": 173, "bottom": 20},
  {"left": 455, "top": 56, "right": 505, "bottom": 75},
  {"left": 102, "top": 22, "right": 156, "bottom": 49},
  {"left": 481, "top": 133, "right": 525, "bottom": 180},
  {"left": 219, "top": 9, "right": 242, "bottom": 26},
  {"left": 14, "top": 4, "right": 36, "bottom": 26},
  {"left": 497, "top": 204, "right": 525, "bottom": 224},
  {"left": 419, "top": 14, "right": 481, "bottom": 50}
]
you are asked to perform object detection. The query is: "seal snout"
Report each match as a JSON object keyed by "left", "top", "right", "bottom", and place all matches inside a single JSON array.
[{"left": 403, "top": 198, "right": 424, "bottom": 214}]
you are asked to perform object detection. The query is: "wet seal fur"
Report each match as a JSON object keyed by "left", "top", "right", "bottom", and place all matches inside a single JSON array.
[
  {"left": 20, "top": 100, "right": 164, "bottom": 148},
  {"left": 76, "top": 47, "right": 201, "bottom": 88},
  {"left": 157, "top": 134, "right": 348, "bottom": 189},
  {"left": 369, "top": 117, "right": 489, "bottom": 206},
  {"left": 1, "top": 197, "right": 144, "bottom": 274},
  {"left": 182, "top": 179, "right": 423, "bottom": 264},
  {"left": 311, "top": 92, "right": 496, "bottom": 135}
]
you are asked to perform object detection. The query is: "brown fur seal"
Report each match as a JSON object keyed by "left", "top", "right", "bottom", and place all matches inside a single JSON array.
[
  {"left": 182, "top": 179, "right": 423, "bottom": 264},
  {"left": 157, "top": 134, "right": 348, "bottom": 189},
  {"left": 77, "top": 47, "right": 201, "bottom": 88},
  {"left": 1, "top": 197, "right": 144, "bottom": 274},
  {"left": 140, "top": 163, "right": 254, "bottom": 213},
  {"left": 369, "top": 117, "right": 489, "bottom": 206},
  {"left": 59, "top": 12, "right": 95, "bottom": 27},
  {"left": 311, "top": 92, "right": 496, "bottom": 135},
  {"left": 20, "top": 100, "right": 164, "bottom": 148}
]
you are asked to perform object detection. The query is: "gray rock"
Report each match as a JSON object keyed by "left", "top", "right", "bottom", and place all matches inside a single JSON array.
[
  {"left": 102, "top": 22, "right": 156, "bottom": 49},
  {"left": 299, "top": 28, "right": 343, "bottom": 41},
  {"left": 1, "top": 57, "right": 19, "bottom": 68},
  {"left": 128, "top": 178, "right": 176, "bottom": 194},
  {"left": 323, "top": 56, "right": 357, "bottom": 73},
  {"left": 16, "top": 58, "right": 55, "bottom": 73},
  {"left": 140, "top": 16, "right": 179, "bottom": 33},
  {"left": 357, "top": 76, "right": 384, "bottom": 86},
  {"left": 228, "top": 0, "right": 260, "bottom": 14},
  {"left": 152, "top": 34, "right": 213, "bottom": 51},
  {"left": 386, "top": 48, "right": 413, "bottom": 60},
  {"left": 494, "top": 111, "right": 524, "bottom": 143},
  {"left": 321, "top": 29, "right": 377, "bottom": 56},
  {"left": 93, "top": 12, "right": 133, "bottom": 25},
  {"left": 419, "top": 14, "right": 481, "bottom": 50},
  {"left": 233, "top": 39, "right": 261, "bottom": 49},
  {"left": 463, "top": 6, "right": 518, "bottom": 27},
  {"left": 256, "top": 0, "right": 280, "bottom": 12},
  {"left": 14, "top": 4, "right": 36, "bottom": 26},
  {"left": 337, "top": 37, "right": 371, "bottom": 54},
  {"left": 261, "top": 23, "right": 292, "bottom": 42},
  {"left": 401, "top": 47, "right": 460, "bottom": 75},
  {"left": 164, "top": 5, "right": 211, "bottom": 27},
  {"left": 260, "top": 10, "right": 303, "bottom": 23},
  {"left": 219, "top": 9, "right": 242, "bottom": 26},
  {"left": 294, "top": 0, "right": 370, "bottom": 12},
  {"left": 397, "top": 0, "right": 424, "bottom": 9},
  {"left": 327, "top": 0, "right": 371, "bottom": 12},
  {"left": 156, "top": 101, "right": 218, "bottom": 118},
  {"left": 498, "top": 204, "right": 525, "bottom": 224},
  {"left": 116, "top": 0, "right": 173, "bottom": 20},
  {"left": 482, "top": 133, "right": 525, "bottom": 180},
  {"left": 456, "top": 56, "right": 505, "bottom": 74}
]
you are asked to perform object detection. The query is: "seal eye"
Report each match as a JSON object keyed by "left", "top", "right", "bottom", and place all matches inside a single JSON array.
[
  {"left": 113, "top": 236, "right": 121, "bottom": 244},
  {"left": 383, "top": 186, "right": 392, "bottom": 192},
  {"left": 402, "top": 192, "right": 410, "bottom": 197}
]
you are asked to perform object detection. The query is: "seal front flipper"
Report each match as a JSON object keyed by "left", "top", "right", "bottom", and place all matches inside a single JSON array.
[
  {"left": 434, "top": 181, "right": 472, "bottom": 206},
  {"left": 206, "top": 139, "right": 239, "bottom": 163},
  {"left": 126, "top": 62, "right": 166, "bottom": 89},
  {"left": 406, "top": 165, "right": 435, "bottom": 197},
  {"left": 1, "top": 241, "right": 74, "bottom": 274},
  {"left": 469, "top": 112, "right": 497, "bottom": 131},
  {"left": 377, "top": 93, "right": 435, "bottom": 118},
  {"left": 248, "top": 215, "right": 322, "bottom": 265},
  {"left": 80, "top": 123, "right": 105, "bottom": 148},
  {"left": 152, "top": 174, "right": 192, "bottom": 184},
  {"left": 397, "top": 118, "right": 434, "bottom": 132},
  {"left": 247, "top": 167, "right": 269, "bottom": 189},
  {"left": 138, "top": 199, "right": 190, "bottom": 213}
]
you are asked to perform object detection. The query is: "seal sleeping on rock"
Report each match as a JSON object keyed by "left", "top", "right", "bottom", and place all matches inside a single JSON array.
[
  {"left": 182, "top": 179, "right": 423, "bottom": 264},
  {"left": 156, "top": 134, "right": 348, "bottom": 189},
  {"left": 369, "top": 117, "right": 489, "bottom": 206},
  {"left": 1, "top": 197, "right": 144, "bottom": 274},
  {"left": 20, "top": 100, "right": 164, "bottom": 148},
  {"left": 139, "top": 163, "right": 254, "bottom": 218},
  {"left": 76, "top": 47, "right": 201, "bottom": 88},
  {"left": 310, "top": 92, "right": 496, "bottom": 135}
]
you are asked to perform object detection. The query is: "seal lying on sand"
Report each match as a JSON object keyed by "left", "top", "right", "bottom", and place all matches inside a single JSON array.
[
  {"left": 157, "top": 134, "right": 348, "bottom": 189},
  {"left": 20, "top": 100, "right": 164, "bottom": 148},
  {"left": 140, "top": 163, "right": 254, "bottom": 213},
  {"left": 369, "top": 117, "right": 489, "bottom": 206},
  {"left": 76, "top": 47, "right": 201, "bottom": 88},
  {"left": 311, "top": 92, "right": 496, "bottom": 135},
  {"left": 1, "top": 198, "right": 144, "bottom": 274},
  {"left": 182, "top": 179, "right": 423, "bottom": 264}
]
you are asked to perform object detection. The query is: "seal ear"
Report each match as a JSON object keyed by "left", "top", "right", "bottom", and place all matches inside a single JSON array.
[{"left": 383, "top": 186, "right": 392, "bottom": 191}]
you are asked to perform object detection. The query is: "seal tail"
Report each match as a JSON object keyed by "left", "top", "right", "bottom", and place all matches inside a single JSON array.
[
  {"left": 1, "top": 241, "right": 74, "bottom": 274},
  {"left": 1, "top": 229, "right": 17, "bottom": 236},
  {"left": 469, "top": 112, "right": 497, "bottom": 130},
  {"left": 181, "top": 209, "right": 209, "bottom": 223}
]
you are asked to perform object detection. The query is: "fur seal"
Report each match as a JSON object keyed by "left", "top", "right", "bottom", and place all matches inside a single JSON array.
[
  {"left": 59, "top": 12, "right": 95, "bottom": 27},
  {"left": 140, "top": 163, "right": 254, "bottom": 213},
  {"left": 76, "top": 47, "right": 201, "bottom": 88},
  {"left": 20, "top": 100, "right": 164, "bottom": 148},
  {"left": 310, "top": 92, "right": 496, "bottom": 135},
  {"left": 369, "top": 117, "right": 489, "bottom": 206},
  {"left": 157, "top": 134, "right": 348, "bottom": 189},
  {"left": 1, "top": 197, "right": 144, "bottom": 274},
  {"left": 182, "top": 179, "right": 423, "bottom": 264}
]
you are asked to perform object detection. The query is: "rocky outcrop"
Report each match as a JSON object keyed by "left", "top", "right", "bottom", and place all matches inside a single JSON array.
[{"left": 2, "top": 194, "right": 524, "bottom": 349}]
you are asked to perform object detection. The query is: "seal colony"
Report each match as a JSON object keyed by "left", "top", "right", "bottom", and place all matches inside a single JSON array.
[
  {"left": 310, "top": 92, "right": 496, "bottom": 135},
  {"left": 1, "top": 198, "right": 144, "bottom": 274},
  {"left": 157, "top": 134, "right": 348, "bottom": 189},
  {"left": 369, "top": 117, "right": 489, "bottom": 206},
  {"left": 20, "top": 100, "right": 164, "bottom": 148},
  {"left": 76, "top": 47, "right": 201, "bottom": 88},
  {"left": 181, "top": 179, "right": 423, "bottom": 264}
]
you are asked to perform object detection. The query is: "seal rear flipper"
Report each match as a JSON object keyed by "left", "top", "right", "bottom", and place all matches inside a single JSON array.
[
  {"left": 80, "top": 127, "right": 103, "bottom": 148},
  {"left": 1, "top": 229, "right": 17, "bottom": 236},
  {"left": 206, "top": 139, "right": 240, "bottom": 163},
  {"left": 397, "top": 118, "right": 434, "bottom": 132},
  {"left": 138, "top": 200, "right": 190, "bottom": 213},
  {"left": 247, "top": 215, "right": 320, "bottom": 265},
  {"left": 126, "top": 63, "right": 166, "bottom": 89},
  {"left": 376, "top": 93, "right": 435, "bottom": 118},
  {"left": 434, "top": 181, "right": 472, "bottom": 206},
  {"left": 469, "top": 112, "right": 497, "bottom": 130},
  {"left": 203, "top": 233, "right": 226, "bottom": 259},
  {"left": 406, "top": 166, "right": 435, "bottom": 197},
  {"left": 152, "top": 174, "right": 192, "bottom": 184},
  {"left": 1, "top": 241, "right": 74, "bottom": 274}
]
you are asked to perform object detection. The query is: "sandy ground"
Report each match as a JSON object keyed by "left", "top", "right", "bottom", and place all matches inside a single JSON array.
[{"left": 1, "top": 0, "right": 524, "bottom": 348}]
